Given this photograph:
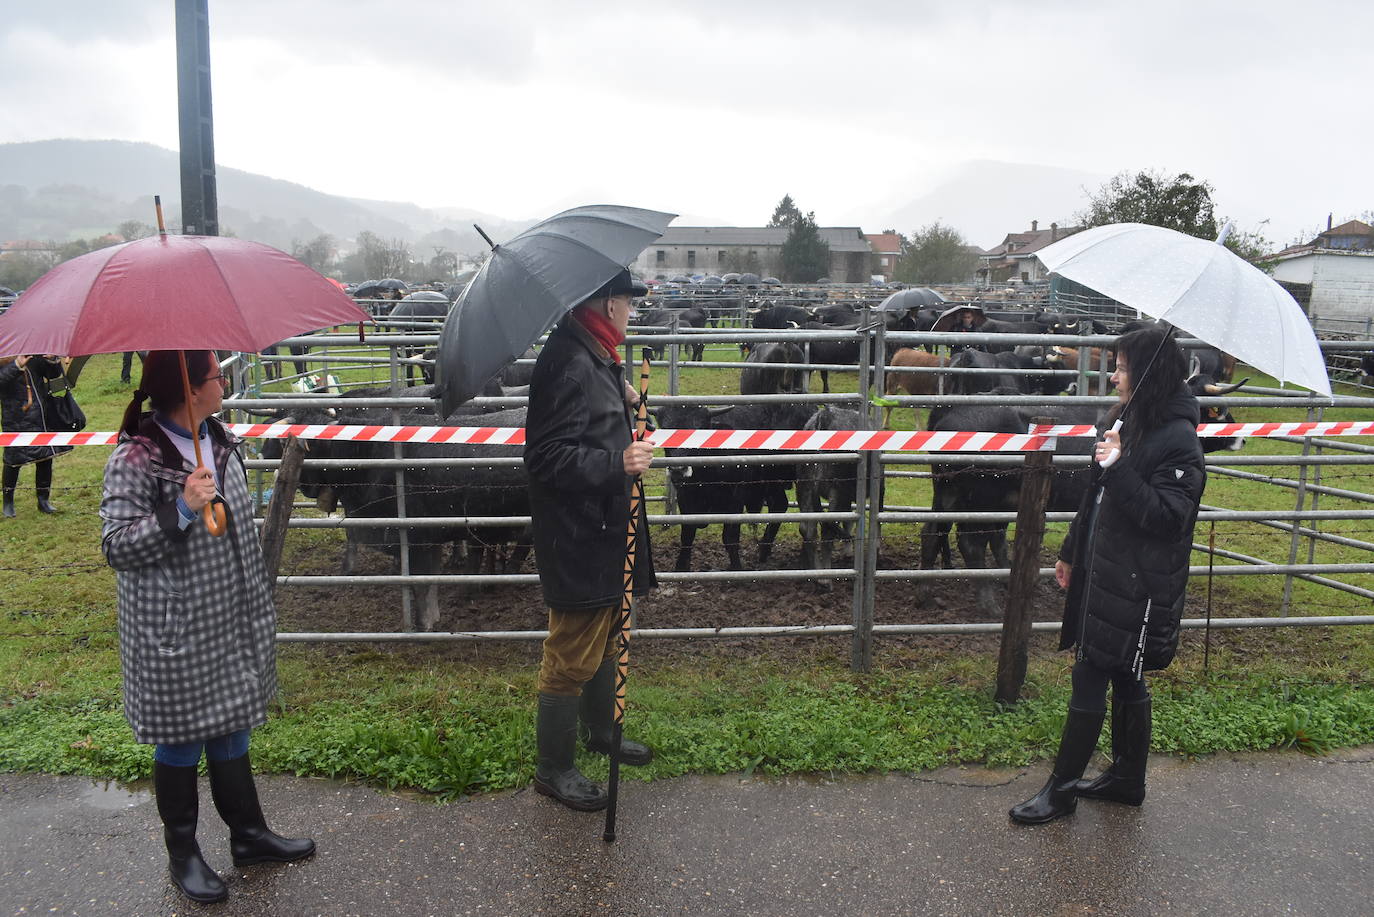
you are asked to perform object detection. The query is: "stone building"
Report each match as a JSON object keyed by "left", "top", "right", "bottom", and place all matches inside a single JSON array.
[{"left": 635, "top": 226, "right": 875, "bottom": 282}]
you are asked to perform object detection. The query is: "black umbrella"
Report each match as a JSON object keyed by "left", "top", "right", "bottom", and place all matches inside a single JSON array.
[
  {"left": 929, "top": 303, "right": 986, "bottom": 333},
  {"left": 376, "top": 278, "right": 409, "bottom": 292},
  {"left": 721, "top": 272, "right": 742, "bottom": 284},
  {"left": 700, "top": 275, "right": 724, "bottom": 286},
  {"left": 761, "top": 276, "right": 782, "bottom": 286},
  {"left": 352, "top": 280, "right": 386, "bottom": 298},
  {"left": 434, "top": 205, "right": 676, "bottom": 416},
  {"left": 739, "top": 272, "right": 762, "bottom": 286},
  {"left": 879, "top": 288, "right": 946, "bottom": 312}
]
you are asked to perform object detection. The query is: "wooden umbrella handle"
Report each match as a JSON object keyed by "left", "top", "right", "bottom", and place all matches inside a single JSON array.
[{"left": 177, "top": 350, "right": 228, "bottom": 537}]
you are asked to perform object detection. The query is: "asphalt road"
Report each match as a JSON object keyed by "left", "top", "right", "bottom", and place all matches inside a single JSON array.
[{"left": 2, "top": 747, "right": 1371, "bottom": 916}]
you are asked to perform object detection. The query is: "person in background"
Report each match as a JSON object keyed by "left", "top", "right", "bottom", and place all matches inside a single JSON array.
[
  {"left": 100, "top": 350, "right": 314, "bottom": 903},
  {"left": 524, "top": 268, "right": 657, "bottom": 812},
  {"left": 0, "top": 354, "right": 71, "bottom": 517},
  {"left": 1010, "top": 326, "right": 1206, "bottom": 825}
]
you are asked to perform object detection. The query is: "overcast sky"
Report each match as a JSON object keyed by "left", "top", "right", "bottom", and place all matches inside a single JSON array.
[{"left": 2, "top": 0, "right": 1368, "bottom": 247}]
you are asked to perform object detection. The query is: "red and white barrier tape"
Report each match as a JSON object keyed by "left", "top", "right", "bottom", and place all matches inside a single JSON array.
[{"left": 3, "top": 418, "right": 1372, "bottom": 451}]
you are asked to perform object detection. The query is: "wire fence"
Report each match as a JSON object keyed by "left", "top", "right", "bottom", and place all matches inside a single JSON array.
[{"left": 8, "top": 306, "right": 1374, "bottom": 672}]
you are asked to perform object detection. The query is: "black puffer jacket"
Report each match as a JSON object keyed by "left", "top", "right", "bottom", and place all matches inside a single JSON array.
[
  {"left": 525, "top": 319, "right": 655, "bottom": 613},
  {"left": 0, "top": 356, "right": 74, "bottom": 467},
  {"left": 1058, "top": 385, "right": 1206, "bottom": 675}
]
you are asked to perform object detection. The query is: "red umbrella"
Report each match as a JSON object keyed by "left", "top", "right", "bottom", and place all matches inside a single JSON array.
[{"left": 0, "top": 229, "right": 371, "bottom": 534}]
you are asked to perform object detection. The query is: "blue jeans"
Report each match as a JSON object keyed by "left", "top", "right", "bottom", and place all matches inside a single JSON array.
[{"left": 154, "top": 729, "right": 251, "bottom": 767}]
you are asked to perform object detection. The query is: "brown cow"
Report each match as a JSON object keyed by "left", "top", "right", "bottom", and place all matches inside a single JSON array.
[
  {"left": 1046, "top": 345, "right": 1115, "bottom": 393},
  {"left": 882, "top": 348, "right": 948, "bottom": 429}
]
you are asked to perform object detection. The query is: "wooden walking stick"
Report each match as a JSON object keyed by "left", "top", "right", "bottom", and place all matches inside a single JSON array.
[{"left": 604, "top": 354, "right": 651, "bottom": 843}]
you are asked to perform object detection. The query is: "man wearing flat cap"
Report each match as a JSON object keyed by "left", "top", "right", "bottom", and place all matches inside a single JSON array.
[{"left": 524, "top": 267, "right": 657, "bottom": 811}]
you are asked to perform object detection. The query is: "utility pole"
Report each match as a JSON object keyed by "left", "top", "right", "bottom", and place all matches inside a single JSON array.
[{"left": 175, "top": 0, "right": 218, "bottom": 236}]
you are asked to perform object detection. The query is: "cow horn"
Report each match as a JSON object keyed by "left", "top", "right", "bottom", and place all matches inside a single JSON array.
[{"left": 1203, "top": 377, "right": 1248, "bottom": 395}]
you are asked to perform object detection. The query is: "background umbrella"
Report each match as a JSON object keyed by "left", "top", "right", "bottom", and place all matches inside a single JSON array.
[
  {"left": 739, "top": 272, "right": 762, "bottom": 286},
  {"left": 1037, "top": 222, "right": 1331, "bottom": 396},
  {"left": 0, "top": 220, "right": 370, "bottom": 531},
  {"left": 929, "top": 304, "right": 986, "bottom": 333},
  {"left": 375, "top": 278, "right": 409, "bottom": 293},
  {"left": 880, "top": 288, "right": 946, "bottom": 312},
  {"left": 433, "top": 204, "right": 676, "bottom": 416}
]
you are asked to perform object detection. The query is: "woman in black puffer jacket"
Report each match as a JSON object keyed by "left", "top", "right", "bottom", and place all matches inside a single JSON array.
[
  {"left": 1011, "top": 325, "right": 1206, "bottom": 825},
  {"left": 1, "top": 354, "right": 73, "bottom": 517}
]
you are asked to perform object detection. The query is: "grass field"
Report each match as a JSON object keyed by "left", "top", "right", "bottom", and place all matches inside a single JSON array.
[{"left": 2, "top": 342, "right": 1372, "bottom": 799}]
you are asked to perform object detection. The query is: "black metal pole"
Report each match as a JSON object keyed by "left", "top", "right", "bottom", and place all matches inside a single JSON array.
[{"left": 175, "top": 0, "right": 218, "bottom": 236}]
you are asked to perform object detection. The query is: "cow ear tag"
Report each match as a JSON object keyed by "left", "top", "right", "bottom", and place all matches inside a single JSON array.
[{"left": 1175, "top": 468, "right": 1184, "bottom": 479}]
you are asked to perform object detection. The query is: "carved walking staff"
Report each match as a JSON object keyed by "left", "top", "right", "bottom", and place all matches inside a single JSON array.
[{"left": 604, "top": 354, "right": 652, "bottom": 843}]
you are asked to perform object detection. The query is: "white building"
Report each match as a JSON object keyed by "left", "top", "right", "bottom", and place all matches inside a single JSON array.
[{"left": 1269, "top": 220, "right": 1374, "bottom": 327}]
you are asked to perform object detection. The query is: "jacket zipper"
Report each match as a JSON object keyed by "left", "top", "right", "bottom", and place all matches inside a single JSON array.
[
  {"left": 1132, "top": 597, "right": 1153, "bottom": 679},
  {"left": 1077, "top": 485, "right": 1106, "bottom": 662}
]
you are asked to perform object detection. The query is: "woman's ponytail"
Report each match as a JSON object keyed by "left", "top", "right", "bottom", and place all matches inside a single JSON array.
[{"left": 121, "top": 388, "right": 149, "bottom": 435}]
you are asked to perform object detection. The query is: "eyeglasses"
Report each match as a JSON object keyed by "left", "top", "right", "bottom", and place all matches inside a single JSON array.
[{"left": 199, "top": 373, "right": 228, "bottom": 386}]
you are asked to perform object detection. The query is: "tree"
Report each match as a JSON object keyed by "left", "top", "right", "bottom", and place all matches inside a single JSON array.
[
  {"left": 780, "top": 211, "right": 830, "bottom": 282},
  {"left": 290, "top": 233, "right": 337, "bottom": 273},
  {"left": 893, "top": 222, "right": 979, "bottom": 284},
  {"left": 116, "top": 220, "right": 156, "bottom": 242},
  {"left": 1079, "top": 169, "right": 1219, "bottom": 239},
  {"left": 352, "top": 231, "right": 412, "bottom": 280},
  {"left": 1219, "top": 220, "right": 1277, "bottom": 270},
  {"left": 768, "top": 194, "right": 803, "bottom": 230}
]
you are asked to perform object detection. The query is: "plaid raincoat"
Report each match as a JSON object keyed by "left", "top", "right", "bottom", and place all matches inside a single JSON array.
[{"left": 100, "top": 415, "right": 278, "bottom": 744}]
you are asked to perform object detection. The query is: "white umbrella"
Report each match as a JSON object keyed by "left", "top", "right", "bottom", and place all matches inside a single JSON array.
[{"left": 1038, "top": 222, "right": 1331, "bottom": 396}]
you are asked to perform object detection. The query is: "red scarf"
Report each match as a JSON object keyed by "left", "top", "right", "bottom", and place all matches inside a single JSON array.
[{"left": 572, "top": 306, "right": 624, "bottom": 363}]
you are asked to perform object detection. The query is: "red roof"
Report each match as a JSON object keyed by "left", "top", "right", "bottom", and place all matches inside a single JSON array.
[
  {"left": 864, "top": 233, "right": 904, "bottom": 255},
  {"left": 1320, "top": 220, "right": 1373, "bottom": 238},
  {"left": 984, "top": 225, "right": 1083, "bottom": 258}
]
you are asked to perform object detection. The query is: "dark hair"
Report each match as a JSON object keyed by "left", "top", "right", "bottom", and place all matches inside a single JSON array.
[
  {"left": 1108, "top": 326, "right": 1187, "bottom": 449},
  {"left": 120, "top": 350, "right": 215, "bottom": 434}
]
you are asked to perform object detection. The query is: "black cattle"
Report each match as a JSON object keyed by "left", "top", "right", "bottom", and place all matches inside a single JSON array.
[
  {"left": 796, "top": 321, "right": 872, "bottom": 394},
  {"left": 655, "top": 401, "right": 814, "bottom": 571},
  {"left": 921, "top": 396, "right": 1100, "bottom": 615},
  {"left": 973, "top": 317, "right": 1049, "bottom": 354},
  {"left": 1187, "top": 346, "right": 1238, "bottom": 385},
  {"left": 795, "top": 407, "right": 884, "bottom": 586},
  {"left": 269, "top": 403, "right": 531, "bottom": 630},
  {"left": 1362, "top": 352, "right": 1374, "bottom": 382},
  {"left": 740, "top": 341, "right": 807, "bottom": 395},
  {"left": 813, "top": 302, "right": 860, "bottom": 325},
  {"left": 636, "top": 306, "right": 708, "bottom": 361},
  {"left": 1187, "top": 372, "right": 1247, "bottom": 452},
  {"left": 946, "top": 349, "right": 1060, "bottom": 395},
  {"left": 749, "top": 303, "right": 814, "bottom": 329}
]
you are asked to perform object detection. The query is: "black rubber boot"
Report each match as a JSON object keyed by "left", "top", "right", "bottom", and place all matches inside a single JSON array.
[
  {"left": 35, "top": 462, "right": 55, "bottom": 513},
  {"left": 206, "top": 754, "right": 316, "bottom": 866},
  {"left": 579, "top": 657, "right": 653, "bottom": 766},
  {"left": 1076, "top": 697, "right": 1150, "bottom": 805},
  {"left": 153, "top": 762, "right": 228, "bottom": 904},
  {"left": 1009, "top": 707, "right": 1106, "bottom": 825},
  {"left": 534, "top": 693, "right": 608, "bottom": 811},
  {"left": 2, "top": 464, "right": 17, "bottom": 518}
]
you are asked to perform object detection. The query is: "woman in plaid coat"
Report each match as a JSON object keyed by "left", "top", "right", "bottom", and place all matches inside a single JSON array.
[{"left": 100, "top": 350, "right": 313, "bottom": 904}]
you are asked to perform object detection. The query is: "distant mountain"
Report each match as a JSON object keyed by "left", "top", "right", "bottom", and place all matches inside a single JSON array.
[
  {"left": 0, "top": 139, "right": 527, "bottom": 256},
  {"left": 879, "top": 160, "right": 1109, "bottom": 250}
]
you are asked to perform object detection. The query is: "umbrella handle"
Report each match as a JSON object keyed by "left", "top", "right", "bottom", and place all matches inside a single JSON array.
[
  {"left": 178, "top": 350, "right": 229, "bottom": 538},
  {"left": 1097, "top": 418, "right": 1124, "bottom": 469},
  {"left": 203, "top": 499, "right": 228, "bottom": 536}
]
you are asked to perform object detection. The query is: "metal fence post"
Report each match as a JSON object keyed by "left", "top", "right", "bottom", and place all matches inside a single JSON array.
[
  {"left": 1281, "top": 396, "right": 1320, "bottom": 614},
  {"left": 389, "top": 344, "right": 416, "bottom": 631},
  {"left": 850, "top": 316, "right": 875, "bottom": 671}
]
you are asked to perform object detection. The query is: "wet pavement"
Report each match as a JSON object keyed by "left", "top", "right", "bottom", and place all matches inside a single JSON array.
[{"left": 2, "top": 747, "right": 1372, "bottom": 916}]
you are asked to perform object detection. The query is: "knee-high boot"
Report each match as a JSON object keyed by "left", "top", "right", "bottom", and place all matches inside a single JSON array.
[
  {"left": 1075, "top": 697, "right": 1150, "bottom": 805},
  {"left": 206, "top": 754, "right": 316, "bottom": 866},
  {"left": 153, "top": 762, "right": 228, "bottom": 904},
  {"left": 2, "top": 464, "right": 18, "bottom": 518},
  {"left": 579, "top": 657, "right": 653, "bottom": 766},
  {"left": 1009, "top": 706, "right": 1105, "bottom": 825},
  {"left": 35, "top": 460, "right": 56, "bottom": 514},
  {"left": 534, "top": 693, "right": 608, "bottom": 811}
]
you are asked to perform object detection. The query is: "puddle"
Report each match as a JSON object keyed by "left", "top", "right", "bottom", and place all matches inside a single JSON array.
[{"left": 78, "top": 779, "right": 151, "bottom": 811}]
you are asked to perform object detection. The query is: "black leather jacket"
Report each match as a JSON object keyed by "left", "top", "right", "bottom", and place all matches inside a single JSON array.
[
  {"left": 524, "top": 319, "right": 655, "bottom": 612},
  {"left": 1059, "top": 386, "right": 1206, "bottom": 675}
]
